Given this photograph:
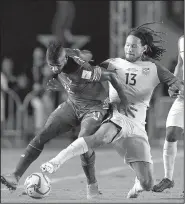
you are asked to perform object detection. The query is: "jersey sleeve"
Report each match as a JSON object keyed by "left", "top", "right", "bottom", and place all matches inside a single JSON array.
[
  {"left": 144, "top": 57, "right": 178, "bottom": 86},
  {"left": 80, "top": 65, "right": 102, "bottom": 82},
  {"left": 82, "top": 58, "right": 118, "bottom": 82},
  {"left": 156, "top": 63, "right": 178, "bottom": 86},
  {"left": 100, "top": 59, "right": 117, "bottom": 71}
]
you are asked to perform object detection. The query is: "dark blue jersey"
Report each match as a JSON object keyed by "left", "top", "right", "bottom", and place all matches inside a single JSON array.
[{"left": 57, "top": 54, "right": 109, "bottom": 107}]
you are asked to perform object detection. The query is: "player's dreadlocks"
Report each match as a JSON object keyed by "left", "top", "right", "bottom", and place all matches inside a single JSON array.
[{"left": 128, "top": 22, "right": 166, "bottom": 61}]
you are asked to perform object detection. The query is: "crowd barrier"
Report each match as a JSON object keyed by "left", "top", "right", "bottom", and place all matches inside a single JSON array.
[
  {"left": 1, "top": 88, "right": 62, "bottom": 147},
  {"left": 1, "top": 88, "right": 23, "bottom": 147}
]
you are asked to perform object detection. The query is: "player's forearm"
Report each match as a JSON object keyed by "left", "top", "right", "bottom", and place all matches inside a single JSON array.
[
  {"left": 144, "top": 56, "right": 178, "bottom": 85},
  {"left": 156, "top": 63, "right": 184, "bottom": 93},
  {"left": 109, "top": 73, "right": 129, "bottom": 105},
  {"left": 65, "top": 48, "right": 93, "bottom": 62},
  {"left": 72, "top": 55, "right": 92, "bottom": 70},
  {"left": 156, "top": 63, "right": 178, "bottom": 86}
]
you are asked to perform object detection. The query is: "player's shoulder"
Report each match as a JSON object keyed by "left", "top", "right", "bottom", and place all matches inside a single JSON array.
[
  {"left": 100, "top": 58, "right": 119, "bottom": 69},
  {"left": 106, "top": 58, "right": 127, "bottom": 66},
  {"left": 142, "top": 57, "right": 158, "bottom": 67},
  {"left": 101, "top": 58, "right": 121, "bottom": 64}
]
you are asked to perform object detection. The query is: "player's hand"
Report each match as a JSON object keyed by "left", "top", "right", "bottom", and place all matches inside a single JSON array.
[
  {"left": 168, "top": 80, "right": 184, "bottom": 98},
  {"left": 46, "top": 78, "right": 63, "bottom": 91},
  {"left": 168, "top": 86, "right": 179, "bottom": 98},
  {"left": 120, "top": 103, "right": 137, "bottom": 118}
]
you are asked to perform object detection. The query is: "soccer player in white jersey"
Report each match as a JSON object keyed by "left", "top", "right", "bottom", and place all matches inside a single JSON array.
[
  {"left": 41, "top": 24, "right": 183, "bottom": 198},
  {"left": 153, "top": 35, "right": 184, "bottom": 192}
]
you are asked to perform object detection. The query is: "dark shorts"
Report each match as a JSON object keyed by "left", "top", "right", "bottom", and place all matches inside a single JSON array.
[
  {"left": 39, "top": 99, "right": 108, "bottom": 143},
  {"left": 68, "top": 99, "right": 107, "bottom": 121}
]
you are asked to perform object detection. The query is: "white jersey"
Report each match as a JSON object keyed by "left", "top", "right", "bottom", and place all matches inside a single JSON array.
[
  {"left": 166, "top": 36, "right": 184, "bottom": 129},
  {"left": 108, "top": 58, "right": 161, "bottom": 126},
  {"left": 178, "top": 35, "right": 184, "bottom": 80}
]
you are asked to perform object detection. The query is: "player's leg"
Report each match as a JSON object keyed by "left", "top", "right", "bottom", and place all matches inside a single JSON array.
[
  {"left": 1, "top": 101, "right": 76, "bottom": 190},
  {"left": 152, "top": 126, "right": 183, "bottom": 192},
  {"left": 78, "top": 112, "right": 104, "bottom": 186},
  {"left": 153, "top": 98, "right": 184, "bottom": 192},
  {"left": 127, "top": 161, "right": 154, "bottom": 198},
  {"left": 79, "top": 115, "right": 119, "bottom": 199},
  {"left": 77, "top": 111, "right": 106, "bottom": 199},
  {"left": 40, "top": 121, "right": 119, "bottom": 171},
  {"left": 41, "top": 109, "right": 132, "bottom": 174},
  {"left": 113, "top": 136, "right": 153, "bottom": 198}
]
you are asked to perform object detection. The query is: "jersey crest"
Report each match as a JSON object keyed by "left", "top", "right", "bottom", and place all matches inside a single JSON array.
[
  {"left": 81, "top": 70, "right": 92, "bottom": 80},
  {"left": 142, "top": 67, "right": 150, "bottom": 76}
]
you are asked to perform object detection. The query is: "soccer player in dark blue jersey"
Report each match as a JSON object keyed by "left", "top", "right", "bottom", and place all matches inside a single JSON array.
[{"left": 1, "top": 40, "right": 136, "bottom": 199}]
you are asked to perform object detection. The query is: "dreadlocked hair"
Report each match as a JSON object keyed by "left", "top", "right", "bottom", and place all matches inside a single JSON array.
[
  {"left": 128, "top": 22, "right": 166, "bottom": 61},
  {"left": 46, "top": 40, "right": 64, "bottom": 64}
]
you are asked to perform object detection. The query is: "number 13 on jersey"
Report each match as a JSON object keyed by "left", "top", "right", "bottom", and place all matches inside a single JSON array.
[{"left": 125, "top": 73, "right": 137, "bottom": 85}]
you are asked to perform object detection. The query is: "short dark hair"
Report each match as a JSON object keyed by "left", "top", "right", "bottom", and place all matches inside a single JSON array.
[
  {"left": 128, "top": 22, "right": 166, "bottom": 61},
  {"left": 46, "top": 40, "right": 64, "bottom": 64}
]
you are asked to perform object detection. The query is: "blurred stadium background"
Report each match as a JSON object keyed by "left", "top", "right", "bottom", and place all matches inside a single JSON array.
[
  {"left": 1, "top": 1, "right": 184, "bottom": 203},
  {"left": 1, "top": 0, "right": 184, "bottom": 148}
]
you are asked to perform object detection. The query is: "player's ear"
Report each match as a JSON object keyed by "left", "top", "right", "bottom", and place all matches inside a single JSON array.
[{"left": 143, "top": 45, "right": 148, "bottom": 53}]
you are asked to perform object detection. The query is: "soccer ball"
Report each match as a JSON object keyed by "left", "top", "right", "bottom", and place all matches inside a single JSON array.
[{"left": 24, "top": 172, "right": 51, "bottom": 199}]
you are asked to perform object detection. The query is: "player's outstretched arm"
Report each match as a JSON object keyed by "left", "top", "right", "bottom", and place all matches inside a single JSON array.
[
  {"left": 65, "top": 48, "right": 93, "bottom": 62},
  {"left": 76, "top": 59, "right": 137, "bottom": 117},
  {"left": 65, "top": 54, "right": 135, "bottom": 117},
  {"left": 153, "top": 60, "right": 184, "bottom": 97},
  {"left": 97, "top": 67, "right": 137, "bottom": 118}
]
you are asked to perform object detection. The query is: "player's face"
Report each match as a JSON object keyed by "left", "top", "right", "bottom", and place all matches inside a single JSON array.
[
  {"left": 49, "top": 49, "right": 67, "bottom": 74},
  {"left": 124, "top": 35, "right": 145, "bottom": 62}
]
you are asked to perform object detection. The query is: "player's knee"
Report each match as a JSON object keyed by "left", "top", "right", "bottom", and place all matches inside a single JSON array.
[
  {"left": 91, "top": 134, "right": 105, "bottom": 148},
  {"left": 166, "top": 127, "right": 182, "bottom": 142}
]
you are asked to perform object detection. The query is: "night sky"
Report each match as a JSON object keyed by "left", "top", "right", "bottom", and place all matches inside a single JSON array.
[{"left": 2, "top": 1, "right": 109, "bottom": 73}]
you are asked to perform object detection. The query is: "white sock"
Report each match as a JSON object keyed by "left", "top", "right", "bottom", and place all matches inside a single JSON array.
[
  {"left": 50, "top": 137, "right": 89, "bottom": 165},
  {"left": 163, "top": 140, "right": 177, "bottom": 181},
  {"left": 134, "top": 177, "right": 143, "bottom": 192}
]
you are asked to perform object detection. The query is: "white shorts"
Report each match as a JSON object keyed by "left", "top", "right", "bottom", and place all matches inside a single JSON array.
[
  {"left": 107, "top": 107, "right": 147, "bottom": 141},
  {"left": 104, "top": 107, "right": 152, "bottom": 164},
  {"left": 166, "top": 97, "right": 184, "bottom": 129}
]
